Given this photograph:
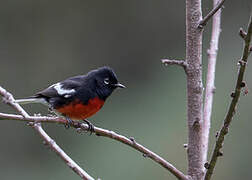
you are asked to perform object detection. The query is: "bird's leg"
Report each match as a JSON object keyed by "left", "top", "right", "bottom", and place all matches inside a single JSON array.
[
  {"left": 48, "top": 106, "right": 54, "bottom": 113},
  {"left": 65, "top": 117, "right": 74, "bottom": 129},
  {"left": 47, "top": 106, "right": 58, "bottom": 118},
  {"left": 83, "top": 119, "right": 95, "bottom": 134}
]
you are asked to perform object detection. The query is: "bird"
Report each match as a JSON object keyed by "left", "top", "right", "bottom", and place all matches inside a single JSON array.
[{"left": 15, "top": 66, "right": 125, "bottom": 131}]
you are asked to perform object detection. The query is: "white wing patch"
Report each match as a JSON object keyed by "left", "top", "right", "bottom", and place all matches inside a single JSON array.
[
  {"left": 53, "top": 83, "right": 76, "bottom": 96},
  {"left": 64, "top": 94, "right": 72, "bottom": 98}
]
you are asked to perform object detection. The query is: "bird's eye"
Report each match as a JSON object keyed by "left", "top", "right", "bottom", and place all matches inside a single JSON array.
[{"left": 104, "top": 78, "right": 110, "bottom": 85}]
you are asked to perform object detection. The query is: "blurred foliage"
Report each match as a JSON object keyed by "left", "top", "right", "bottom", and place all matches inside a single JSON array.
[{"left": 0, "top": 0, "right": 251, "bottom": 179}]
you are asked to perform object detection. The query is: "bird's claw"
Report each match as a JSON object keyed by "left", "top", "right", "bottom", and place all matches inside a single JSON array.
[
  {"left": 83, "top": 119, "right": 95, "bottom": 135},
  {"left": 65, "top": 117, "right": 74, "bottom": 129}
]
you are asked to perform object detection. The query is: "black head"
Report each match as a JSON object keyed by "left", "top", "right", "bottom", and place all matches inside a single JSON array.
[{"left": 87, "top": 66, "right": 125, "bottom": 100}]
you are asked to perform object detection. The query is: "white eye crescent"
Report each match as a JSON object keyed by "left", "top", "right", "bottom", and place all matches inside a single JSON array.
[{"left": 104, "top": 78, "right": 110, "bottom": 85}]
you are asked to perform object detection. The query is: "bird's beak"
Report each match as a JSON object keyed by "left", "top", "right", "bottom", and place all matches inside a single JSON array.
[{"left": 113, "top": 83, "right": 126, "bottom": 88}]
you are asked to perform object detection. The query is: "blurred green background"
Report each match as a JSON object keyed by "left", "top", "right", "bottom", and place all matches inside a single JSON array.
[{"left": 0, "top": 0, "right": 251, "bottom": 179}]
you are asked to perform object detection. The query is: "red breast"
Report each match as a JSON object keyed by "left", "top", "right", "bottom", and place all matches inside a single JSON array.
[{"left": 56, "top": 97, "right": 105, "bottom": 120}]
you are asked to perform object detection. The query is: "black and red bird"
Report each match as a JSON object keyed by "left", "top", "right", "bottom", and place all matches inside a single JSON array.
[{"left": 16, "top": 66, "right": 125, "bottom": 129}]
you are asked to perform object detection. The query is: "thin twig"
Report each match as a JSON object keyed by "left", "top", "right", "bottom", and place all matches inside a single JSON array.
[
  {"left": 0, "top": 86, "right": 29, "bottom": 117},
  {"left": 239, "top": 28, "right": 247, "bottom": 40},
  {"left": 205, "top": 15, "right": 252, "bottom": 180},
  {"left": 0, "top": 86, "right": 188, "bottom": 180},
  {"left": 0, "top": 112, "right": 64, "bottom": 122},
  {"left": 0, "top": 86, "right": 95, "bottom": 180},
  {"left": 198, "top": 0, "right": 225, "bottom": 28},
  {"left": 161, "top": 59, "right": 188, "bottom": 71},
  {"left": 202, "top": 0, "right": 222, "bottom": 166},
  {"left": 32, "top": 123, "right": 94, "bottom": 180}
]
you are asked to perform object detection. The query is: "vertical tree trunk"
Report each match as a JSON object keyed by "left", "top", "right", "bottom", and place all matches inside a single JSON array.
[{"left": 186, "top": 0, "right": 204, "bottom": 179}]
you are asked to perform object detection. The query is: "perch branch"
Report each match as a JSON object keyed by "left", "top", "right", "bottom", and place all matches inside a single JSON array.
[
  {"left": 77, "top": 124, "right": 188, "bottom": 180},
  {"left": 204, "top": 15, "right": 252, "bottom": 180},
  {"left": 198, "top": 0, "right": 225, "bottom": 28},
  {"left": 0, "top": 86, "right": 94, "bottom": 180},
  {"left": 202, "top": 0, "right": 222, "bottom": 165},
  {"left": 0, "top": 86, "right": 188, "bottom": 180}
]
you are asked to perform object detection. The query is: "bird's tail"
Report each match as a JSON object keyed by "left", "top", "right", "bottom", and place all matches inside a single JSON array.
[{"left": 15, "top": 98, "right": 46, "bottom": 105}]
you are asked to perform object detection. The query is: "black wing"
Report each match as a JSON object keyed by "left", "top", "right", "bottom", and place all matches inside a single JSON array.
[{"left": 34, "top": 77, "right": 83, "bottom": 99}]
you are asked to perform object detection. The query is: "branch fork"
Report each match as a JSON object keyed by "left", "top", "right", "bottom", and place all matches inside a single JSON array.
[
  {"left": 0, "top": 86, "right": 95, "bottom": 180},
  {"left": 204, "top": 15, "right": 252, "bottom": 180},
  {"left": 198, "top": 0, "right": 226, "bottom": 28}
]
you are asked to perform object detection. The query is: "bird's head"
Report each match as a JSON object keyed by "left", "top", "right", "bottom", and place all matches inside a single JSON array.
[{"left": 87, "top": 66, "right": 125, "bottom": 100}]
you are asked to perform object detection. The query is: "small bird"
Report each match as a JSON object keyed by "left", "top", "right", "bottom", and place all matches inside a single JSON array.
[{"left": 16, "top": 66, "right": 125, "bottom": 130}]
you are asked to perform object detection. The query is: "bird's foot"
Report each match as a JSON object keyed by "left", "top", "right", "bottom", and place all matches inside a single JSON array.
[
  {"left": 65, "top": 117, "right": 74, "bottom": 129},
  {"left": 83, "top": 119, "right": 95, "bottom": 135}
]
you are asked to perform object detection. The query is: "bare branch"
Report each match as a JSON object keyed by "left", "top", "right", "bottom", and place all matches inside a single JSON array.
[
  {"left": 0, "top": 86, "right": 95, "bottom": 180},
  {"left": 161, "top": 59, "right": 188, "bottom": 71},
  {"left": 202, "top": 0, "right": 222, "bottom": 166},
  {"left": 198, "top": 0, "right": 225, "bottom": 28},
  {"left": 0, "top": 86, "right": 188, "bottom": 180},
  {"left": 0, "top": 113, "right": 188, "bottom": 180},
  {"left": 32, "top": 123, "right": 94, "bottom": 180},
  {"left": 0, "top": 112, "right": 64, "bottom": 123},
  {"left": 239, "top": 28, "right": 247, "bottom": 40},
  {"left": 205, "top": 15, "right": 252, "bottom": 180},
  {"left": 0, "top": 86, "right": 29, "bottom": 117},
  {"left": 77, "top": 124, "right": 188, "bottom": 180}
]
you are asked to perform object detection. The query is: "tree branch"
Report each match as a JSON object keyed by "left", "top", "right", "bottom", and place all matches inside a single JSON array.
[
  {"left": 239, "top": 28, "right": 247, "bottom": 40},
  {"left": 0, "top": 86, "right": 95, "bottom": 180},
  {"left": 202, "top": 0, "right": 222, "bottom": 166},
  {"left": 204, "top": 15, "right": 252, "bottom": 180},
  {"left": 77, "top": 124, "right": 188, "bottom": 180},
  {"left": 161, "top": 59, "right": 188, "bottom": 71},
  {"left": 0, "top": 86, "right": 30, "bottom": 117},
  {"left": 0, "top": 86, "right": 188, "bottom": 180},
  {"left": 32, "top": 123, "right": 94, "bottom": 180},
  {"left": 198, "top": 0, "right": 225, "bottom": 28}
]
